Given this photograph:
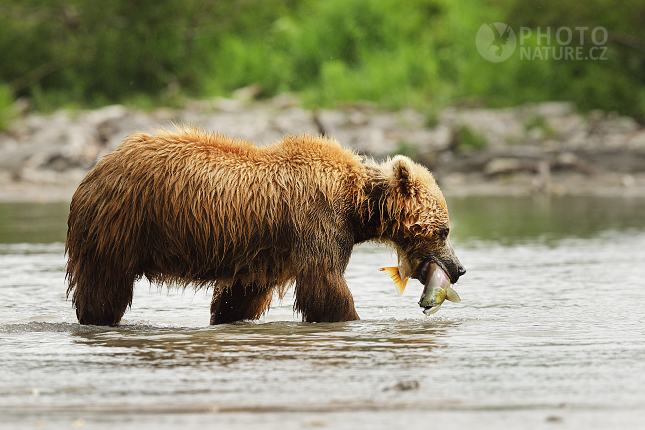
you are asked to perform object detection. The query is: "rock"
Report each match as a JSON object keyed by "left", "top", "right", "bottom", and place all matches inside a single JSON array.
[
  {"left": 269, "top": 93, "right": 300, "bottom": 109},
  {"left": 484, "top": 158, "right": 524, "bottom": 175},
  {"left": 83, "top": 104, "right": 128, "bottom": 125},
  {"left": 0, "top": 145, "right": 35, "bottom": 171},
  {"left": 534, "top": 101, "right": 575, "bottom": 118},
  {"left": 151, "top": 108, "right": 177, "bottom": 122},
  {"left": 313, "top": 109, "right": 346, "bottom": 136},
  {"left": 600, "top": 115, "right": 639, "bottom": 134},
  {"left": 398, "top": 108, "right": 427, "bottom": 128},
  {"left": 0, "top": 170, "right": 12, "bottom": 183},
  {"left": 384, "top": 380, "right": 420, "bottom": 391},
  {"left": 622, "top": 174, "right": 636, "bottom": 187},
  {"left": 62, "top": 123, "right": 98, "bottom": 165},
  {"left": 441, "top": 107, "right": 525, "bottom": 147},
  {"left": 13, "top": 97, "right": 31, "bottom": 115},
  {"left": 627, "top": 130, "right": 645, "bottom": 150},
  {"left": 213, "top": 97, "right": 244, "bottom": 113},
  {"left": 348, "top": 109, "right": 369, "bottom": 126},
  {"left": 232, "top": 84, "right": 263, "bottom": 102},
  {"left": 555, "top": 152, "right": 578, "bottom": 166},
  {"left": 271, "top": 107, "right": 318, "bottom": 136},
  {"left": 201, "top": 109, "right": 274, "bottom": 143},
  {"left": 0, "top": 97, "right": 643, "bottom": 192},
  {"left": 548, "top": 114, "right": 585, "bottom": 138}
]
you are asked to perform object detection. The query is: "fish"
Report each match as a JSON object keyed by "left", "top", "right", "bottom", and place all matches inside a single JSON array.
[
  {"left": 418, "top": 263, "right": 460, "bottom": 315},
  {"left": 379, "top": 256, "right": 413, "bottom": 296},
  {"left": 380, "top": 262, "right": 460, "bottom": 315},
  {"left": 379, "top": 266, "right": 409, "bottom": 296}
]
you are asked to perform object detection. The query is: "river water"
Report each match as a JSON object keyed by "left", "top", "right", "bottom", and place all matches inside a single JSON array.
[{"left": 1, "top": 195, "right": 644, "bottom": 429}]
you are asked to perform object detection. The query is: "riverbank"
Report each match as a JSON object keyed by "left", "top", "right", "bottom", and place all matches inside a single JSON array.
[{"left": 1, "top": 96, "right": 644, "bottom": 201}]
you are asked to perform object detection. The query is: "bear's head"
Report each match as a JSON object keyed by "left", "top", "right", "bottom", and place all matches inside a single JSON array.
[{"left": 378, "top": 155, "right": 465, "bottom": 287}]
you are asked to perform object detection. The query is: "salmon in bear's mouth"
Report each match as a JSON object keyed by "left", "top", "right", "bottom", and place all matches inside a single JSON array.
[
  {"left": 380, "top": 258, "right": 441, "bottom": 293},
  {"left": 418, "top": 261, "right": 460, "bottom": 315},
  {"left": 418, "top": 259, "right": 453, "bottom": 285},
  {"left": 379, "top": 258, "right": 461, "bottom": 314},
  {"left": 418, "top": 259, "right": 446, "bottom": 285}
]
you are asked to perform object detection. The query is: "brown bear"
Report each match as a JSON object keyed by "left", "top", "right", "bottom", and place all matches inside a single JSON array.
[{"left": 65, "top": 127, "right": 465, "bottom": 326}]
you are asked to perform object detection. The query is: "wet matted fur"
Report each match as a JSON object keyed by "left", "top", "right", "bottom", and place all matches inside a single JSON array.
[{"left": 65, "top": 127, "right": 462, "bottom": 325}]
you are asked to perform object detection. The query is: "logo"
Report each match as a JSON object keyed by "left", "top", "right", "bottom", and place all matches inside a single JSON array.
[{"left": 476, "top": 23, "right": 517, "bottom": 62}]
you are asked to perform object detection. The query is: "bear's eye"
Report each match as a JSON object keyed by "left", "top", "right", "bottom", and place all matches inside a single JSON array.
[{"left": 437, "top": 227, "right": 450, "bottom": 241}]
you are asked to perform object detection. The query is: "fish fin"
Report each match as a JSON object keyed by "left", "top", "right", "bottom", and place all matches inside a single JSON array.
[
  {"left": 423, "top": 305, "right": 442, "bottom": 315},
  {"left": 380, "top": 267, "right": 408, "bottom": 296},
  {"left": 397, "top": 278, "right": 409, "bottom": 296},
  {"left": 446, "top": 286, "right": 461, "bottom": 303}
]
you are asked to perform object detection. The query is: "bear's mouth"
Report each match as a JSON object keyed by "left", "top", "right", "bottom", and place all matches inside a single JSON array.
[
  {"left": 418, "top": 259, "right": 447, "bottom": 285},
  {"left": 418, "top": 260, "right": 431, "bottom": 284}
]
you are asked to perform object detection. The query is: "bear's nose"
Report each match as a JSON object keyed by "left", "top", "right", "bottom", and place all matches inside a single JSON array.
[{"left": 458, "top": 265, "right": 466, "bottom": 277}]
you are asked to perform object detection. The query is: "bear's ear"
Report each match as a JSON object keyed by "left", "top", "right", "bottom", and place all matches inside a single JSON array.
[{"left": 392, "top": 156, "right": 414, "bottom": 195}]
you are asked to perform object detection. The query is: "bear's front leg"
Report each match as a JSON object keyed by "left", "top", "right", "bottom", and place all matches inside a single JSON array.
[
  {"left": 294, "top": 270, "right": 359, "bottom": 323},
  {"left": 210, "top": 281, "right": 273, "bottom": 324}
]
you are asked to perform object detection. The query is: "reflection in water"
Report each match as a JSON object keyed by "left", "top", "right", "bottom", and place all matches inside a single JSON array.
[
  {"left": 71, "top": 320, "right": 456, "bottom": 368},
  {"left": 0, "top": 202, "right": 68, "bottom": 244},
  {"left": 447, "top": 195, "right": 645, "bottom": 242}
]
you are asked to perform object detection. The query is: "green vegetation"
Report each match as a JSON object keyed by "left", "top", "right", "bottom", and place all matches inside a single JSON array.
[
  {"left": 451, "top": 125, "right": 488, "bottom": 152},
  {"left": 0, "top": 84, "right": 16, "bottom": 131},
  {"left": 1, "top": 0, "right": 643, "bottom": 119},
  {"left": 394, "top": 141, "right": 421, "bottom": 159},
  {"left": 524, "top": 115, "right": 556, "bottom": 139}
]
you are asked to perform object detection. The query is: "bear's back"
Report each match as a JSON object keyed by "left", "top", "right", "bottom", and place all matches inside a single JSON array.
[
  {"left": 115, "top": 128, "right": 362, "bottom": 175},
  {"left": 77, "top": 128, "right": 368, "bottom": 260}
]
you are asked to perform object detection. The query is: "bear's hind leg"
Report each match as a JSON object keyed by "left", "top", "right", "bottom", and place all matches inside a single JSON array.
[
  {"left": 71, "top": 269, "right": 135, "bottom": 326},
  {"left": 210, "top": 281, "right": 273, "bottom": 324}
]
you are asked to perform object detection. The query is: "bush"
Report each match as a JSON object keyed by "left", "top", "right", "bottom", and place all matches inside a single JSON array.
[
  {"left": 0, "top": 0, "right": 643, "bottom": 119},
  {"left": 0, "top": 84, "right": 16, "bottom": 131}
]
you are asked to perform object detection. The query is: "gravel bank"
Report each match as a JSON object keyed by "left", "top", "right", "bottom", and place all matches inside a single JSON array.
[{"left": 1, "top": 96, "right": 644, "bottom": 201}]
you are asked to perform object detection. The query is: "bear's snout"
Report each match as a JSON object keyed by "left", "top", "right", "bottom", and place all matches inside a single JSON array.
[{"left": 436, "top": 239, "right": 466, "bottom": 284}]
